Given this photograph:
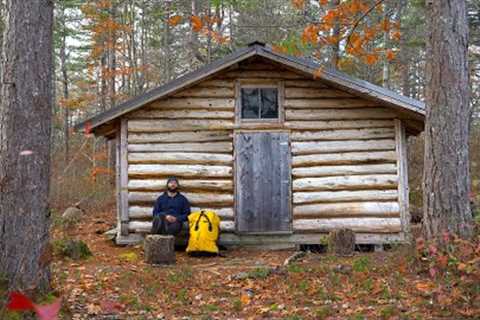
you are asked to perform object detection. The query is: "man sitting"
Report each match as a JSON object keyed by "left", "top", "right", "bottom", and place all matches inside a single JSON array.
[{"left": 151, "top": 176, "right": 191, "bottom": 236}]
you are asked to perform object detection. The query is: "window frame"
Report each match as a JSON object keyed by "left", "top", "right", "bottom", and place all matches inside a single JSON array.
[{"left": 235, "top": 80, "right": 284, "bottom": 125}]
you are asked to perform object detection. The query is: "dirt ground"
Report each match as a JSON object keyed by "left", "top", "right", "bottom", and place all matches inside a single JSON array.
[{"left": 49, "top": 208, "right": 480, "bottom": 320}]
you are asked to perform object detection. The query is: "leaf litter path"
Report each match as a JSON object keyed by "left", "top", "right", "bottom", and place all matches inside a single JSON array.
[{"left": 51, "top": 209, "right": 480, "bottom": 319}]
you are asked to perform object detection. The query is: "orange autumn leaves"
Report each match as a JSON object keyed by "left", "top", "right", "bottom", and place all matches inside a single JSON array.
[
  {"left": 296, "top": 0, "right": 400, "bottom": 65},
  {"left": 167, "top": 13, "right": 229, "bottom": 45}
]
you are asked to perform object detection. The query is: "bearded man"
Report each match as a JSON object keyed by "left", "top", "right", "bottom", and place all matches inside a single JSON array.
[{"left": 151, "top": 176, "right": 191, "bottom": 236}]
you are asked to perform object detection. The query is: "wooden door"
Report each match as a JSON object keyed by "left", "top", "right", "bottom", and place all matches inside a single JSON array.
[{"left": 235, "top": 132, "right": 291, "bottom": 233}]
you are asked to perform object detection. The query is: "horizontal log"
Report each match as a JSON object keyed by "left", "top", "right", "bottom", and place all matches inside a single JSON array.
[
  {"left": 128, "top": 119, "right": 234, "bottom": 132},
  {"left": 285, "top": 108, "right": 395, "bottom": 121},
  {"left": 128, "top": 191, "right": 234, "bottom": 206},
  {"left": 284, "top": 80, "right": 329, "bottom": 88},
  {"left": 285, "top": 98, "right": 381, "bottom": 108},
  {"left": 221, "top": 70, "right": 303, "bottom": 79},
  {"left": 218, "top": 232, "right": 405, "bottom": 245},
  {"left": 293, "top": 174, "right": 398, "bottom": 191},
  {"left": 127, "top": 142, "right": 233, "bottom": 153},
  {"left": 290, "top": 128, "right": 395, "bottom": 141},
  {"left": 293, "top": 201, "right": 400, "bottom": 218},
  {"left": 128, "top": 152, "right": 233, "bottom": 165},
  {"left": 292, "top": 151, "right": 398, "bottom": 166},
  {"left": 128, "top": 109, "right": 234, "bottom": 120},
  {"left": 128, "top": 164, "right": 232, "bottom": 178},
  {"left": 128, "top": 206, "right": 234, "bottom": 220},
  {"left": 172, "top": 86, "right": 234, "bottom": 98},
  {"left": 128, "top": 131, "right": 233, "bottom": 143},
  {"left": 128, "top": 220, "right": 235, "bottom": 233},
  {"left": 293, "top": 190, "right": 399, "bottom": 204},
  {"left": 195, "top": 79, "right": 234, "bottom": 88},
  {"left": 291, "top": 139, "right": 396, "bottom": 155},
  {"left": 237, "top": 62, "right": 278, "bottom": 70},
  {"left": 292, "top": 164, "right": 397, "bottom": 177},
  {"left": 285, "top": 88, "right": 353, "bottom": 98},
  {"left": 285, "top": 120, "right": 394, "bottom": 130},
  {"left": 293, "top": 217, "right": 402, "bottom": 233},
  {"left": 149, "top": 98, "right": 234, "bottom": 110},
  {"left": 128, "top": 179, "right": 233, "bottom": 191}
]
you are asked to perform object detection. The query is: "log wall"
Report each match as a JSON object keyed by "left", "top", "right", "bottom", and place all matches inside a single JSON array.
[{"left": 117, "top": 59, "right": 409, "bottom": 245}]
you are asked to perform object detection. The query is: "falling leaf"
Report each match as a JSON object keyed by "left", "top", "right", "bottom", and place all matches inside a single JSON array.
[
  {"left": 191, "top": 15, "right": 203, "bottom": 32},
  {"left": 34, "top": 298, "right": 62, "bottom": 320},
  {"left": 19, "top": 150, "right": 34, "bottom": 156},
  {"left": 168, "top": 15, "right": 182, "bottom": 26},
  {"left": 429, "top": 267, "right": 437, "bottom": 278},
  {"left": 7, "top": 292, "right": 35, "bottom": 311},
  {"left": 84, "top": 121, "right": 92, "bottom": 136}
]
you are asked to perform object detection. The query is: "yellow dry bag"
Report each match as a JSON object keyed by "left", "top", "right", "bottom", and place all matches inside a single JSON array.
[{"left": 186, "top": 210, "right": 220, "bottom": 255}]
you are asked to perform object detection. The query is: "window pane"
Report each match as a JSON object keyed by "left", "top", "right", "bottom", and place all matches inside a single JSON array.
[
  {"left": 241, "top": 88, "right": 259, "bottom": 119},
  {"left": 260, "top": 88, "right": 278, "bottom": 118}
]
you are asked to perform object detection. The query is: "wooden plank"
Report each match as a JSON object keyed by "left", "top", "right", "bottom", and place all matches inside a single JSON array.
[
  {"left": 218, "top": 232, "right": 405, "bottom": 245},
  {"left": 196, "top": 79, "right": 234, "bottom": 88},
  {"left": 129, "top": 220, "right": 235, "bottom": 233},
  {"left": 149, "top": 97, "right": 235, "bottom": 110},
  {"left": 285, "top": 119, "right": 394, "bottom": 130},
  {"left": 115, "top": 129, "right": 122, "bottom": 236},
  {"left": 285, "top": 98, "right": 382, "bottom": 109},
  {"left": 128, "top": 152, "right": 233, "bottom": 165},
  {"left": 285, "top": 87, "right": 353, "bottom": 98},
  {"left": 128, "top": 164, "right": 232, "bottom": 178},
  {"left": 285, "top": 108, "right": 395, "bottom": 120},
  {"left": 293, "top": 217, "right": 402, "bottom": 233},
  {"left": 119, "top": 119, "right": 129, "bottom": 236},
  {"left": 128, "top": 179, "right": 233, "bottom": 192},
  {"left": 128, "top": 191, "right": 234, "bottom": 206},
  {"left": 127, "top": 142, "right": 233, "bottom": 153},
  {"left": 291, "top": 139, "right": 396, "bottom": 155},
  {"left": 128, "top": 206, "right": 234, "bottom": 220},
  {"left": 293, "top": 174, "right": 398, "bottom": 191},
  {"left": 284, "top": 80, "right": 328, "bottom": 88},
  {"left": 235, "top": 132, "right": 291, "bottom": 233},
  {"left": 128, "top": 131, "right": 233, "bottom": 143},
  {"left": 128, "top": 109, "right": 234, "bottom": 119},
  {"left": 221, "top": 70, "right": 304, "bottom": 79},
  {"left": 293, "top": 189, "right": 398, "bottom": 204},
  {"left": 293, "top": 201, "right": 400, "bottom": 218},
  {"left": 172, "top": 86, "right": 234, "bottom": 98},
  {"left": 292, "top": 151, "right": 398, "bottom": 166},
  {"left": 291, "top": 128, "right": 395, "bottom": 141},
  {"left": 128, "top": 119, "right": 234, "bottom": 132},
  {"left": 395, "top": 119, "right": 411, "bottom": 240},
  {"left": 292, "top": 164, "right": 397, "bottom": 177}
]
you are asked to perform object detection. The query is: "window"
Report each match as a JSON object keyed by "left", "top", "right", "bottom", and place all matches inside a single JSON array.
[{"left": 240, "top": 88, "right": 279, "bottom": 120}]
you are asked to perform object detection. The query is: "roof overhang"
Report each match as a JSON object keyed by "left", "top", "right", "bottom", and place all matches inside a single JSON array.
[{"left": 75, "top": 42, "right": 425, "bottom": 137}]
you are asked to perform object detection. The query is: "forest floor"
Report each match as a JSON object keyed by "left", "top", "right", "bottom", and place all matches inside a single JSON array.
[{"left": 46, "top": 208, "right": 480, "bottom": 320}]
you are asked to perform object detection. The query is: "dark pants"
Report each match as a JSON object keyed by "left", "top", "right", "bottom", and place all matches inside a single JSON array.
[{"left": 151, "top": 215, "right": 182, "bottom": 236}]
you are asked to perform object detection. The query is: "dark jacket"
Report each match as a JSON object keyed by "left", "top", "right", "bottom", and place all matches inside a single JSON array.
[{"left": 152, "top": 192, "right": 191, "bottom": 223}]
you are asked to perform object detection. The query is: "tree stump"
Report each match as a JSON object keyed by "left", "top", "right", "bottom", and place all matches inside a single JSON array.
[
  {"left": 328, "top": 229, "right": 355, "bottom": 256},
  {"left": 144, "top": 235, "right": 175, "bottom": 265}
]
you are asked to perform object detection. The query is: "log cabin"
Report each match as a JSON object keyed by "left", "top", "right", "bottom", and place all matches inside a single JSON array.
[{"left": 75, "top": 41, "right": 425, "bottom": 247}]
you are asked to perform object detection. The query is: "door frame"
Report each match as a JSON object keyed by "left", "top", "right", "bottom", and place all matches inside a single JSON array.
[{"left": 233, "top": 130, "right": 293, "bottom": 235}]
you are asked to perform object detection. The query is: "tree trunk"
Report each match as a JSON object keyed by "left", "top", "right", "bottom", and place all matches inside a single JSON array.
[
  {"left": 0, "top": 0, "right": 54, "bottom": 292},
  {"left": 330, "top": 0, "right": 340, "bottom": 68},
  {"left": 59, "top": 5, "right": 70, "bottom": 162},
  {"left": 423, "top": 0, "right": 473, "bottom": 239}
]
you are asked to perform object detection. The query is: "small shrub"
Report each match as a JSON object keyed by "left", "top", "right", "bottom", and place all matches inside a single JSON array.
[
  {"left": 352, "top": 256, "right": 370, "bottom": 273},
  {"left": 52, "top": 239, "right": 91, "bottom": 260},
  {"left": 247, "top": 267, "right": 271, "bottom": 279}
]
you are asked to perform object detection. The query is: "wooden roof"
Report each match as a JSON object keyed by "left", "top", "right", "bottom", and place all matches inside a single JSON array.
[{"left": 75, "top": 41, "right": 425, "bottom": 136}]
